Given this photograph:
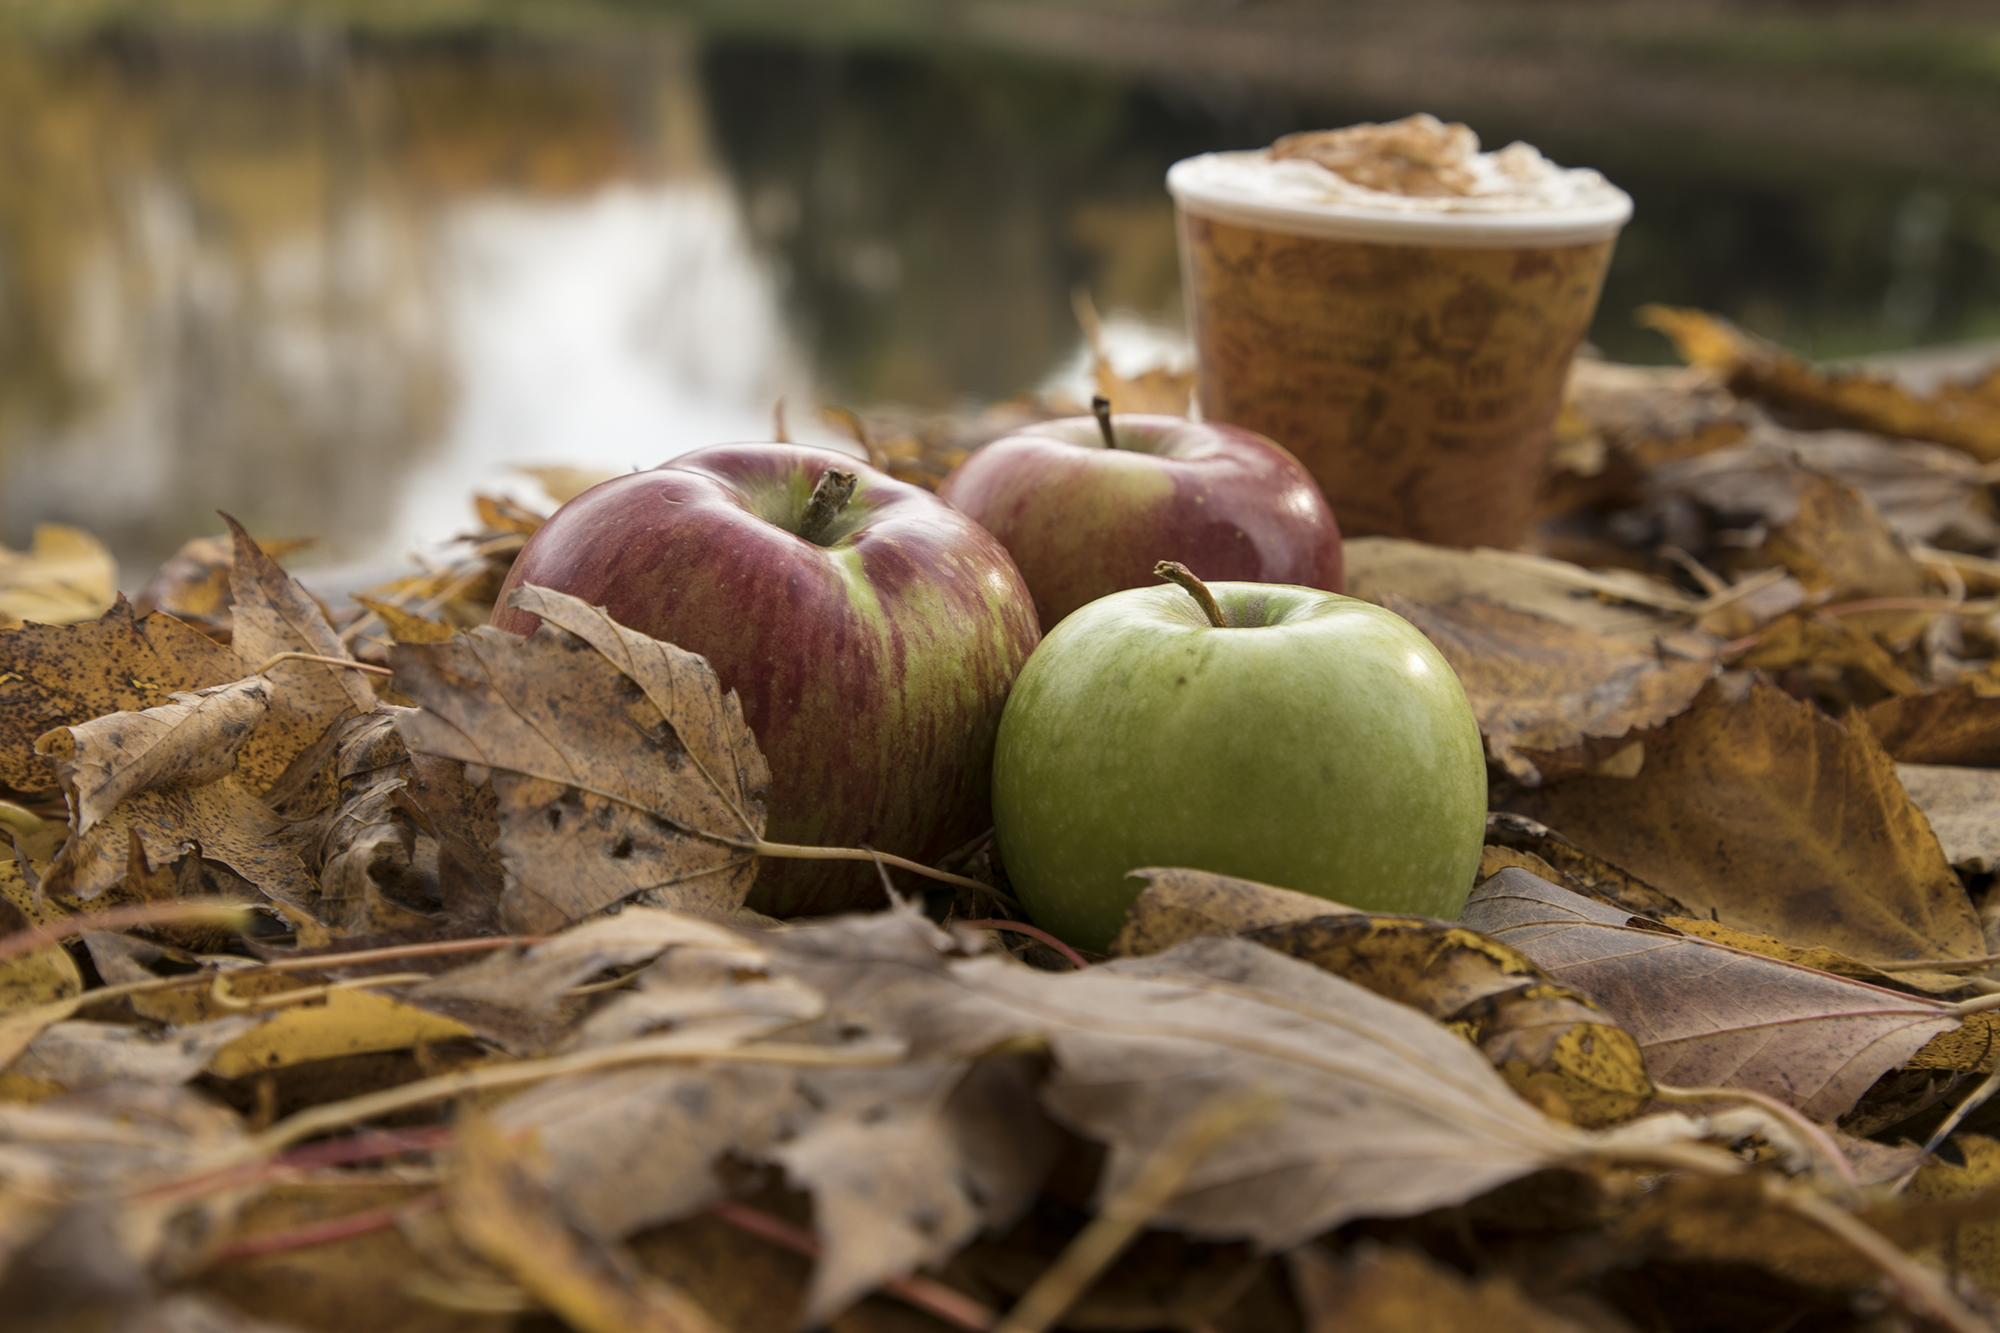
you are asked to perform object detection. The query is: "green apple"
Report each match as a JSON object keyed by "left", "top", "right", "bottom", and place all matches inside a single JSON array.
[{"left": 992, "top": 563, "right": 1487, "bottom": 952}]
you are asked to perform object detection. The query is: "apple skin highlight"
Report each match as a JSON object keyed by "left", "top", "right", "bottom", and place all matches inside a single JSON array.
[
  {"left": 492, "top": 444, "right": 1042, "bottom": 918},
  {"left": 992, "top": 581, "right": 1487, "bottom": 953},
  {"left": 937, "top": 413, "right": 1344, "bottom": 633}
]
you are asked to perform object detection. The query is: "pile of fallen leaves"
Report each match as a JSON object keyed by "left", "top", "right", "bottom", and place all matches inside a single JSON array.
[{"left": 9, "top": 310, "right": 2000, "bottom": 1332}]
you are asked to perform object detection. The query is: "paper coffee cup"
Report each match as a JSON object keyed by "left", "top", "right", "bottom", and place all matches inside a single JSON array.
[{"left": 1169, "top": 121, "right": 1632, "bottom": 549}]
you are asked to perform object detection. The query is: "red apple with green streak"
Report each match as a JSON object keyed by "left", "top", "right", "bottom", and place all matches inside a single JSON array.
[
  {"left": 490, "top": 444, "right": 1041, "bottom": 917},
  {"left": 938, "top": 402, "right": 1344, "bottom": 631}
]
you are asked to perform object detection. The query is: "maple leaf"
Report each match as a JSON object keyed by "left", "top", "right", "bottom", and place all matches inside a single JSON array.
[
  {"left": 391, "top": 586, "right": 769, "bottom": 933},
  {"left": 34, "top": 677, "right": 271, "bottom": 836},
  {"left": 0, "top": 599, "right": 243, "bottom": 795}
]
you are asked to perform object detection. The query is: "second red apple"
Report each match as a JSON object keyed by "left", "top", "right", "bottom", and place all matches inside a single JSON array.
[{"left": 938, "top": 411, "right": 1344, "bottom": 631}]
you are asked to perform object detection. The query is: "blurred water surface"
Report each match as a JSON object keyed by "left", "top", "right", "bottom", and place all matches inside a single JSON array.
[{"left": 1, "top": 13, "right": 1998, "bottom": 583}]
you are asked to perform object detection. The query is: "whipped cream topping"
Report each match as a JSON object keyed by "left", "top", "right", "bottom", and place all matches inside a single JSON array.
[{"left": 1178, "top": 116, "right": 1625, "bottom": 216}]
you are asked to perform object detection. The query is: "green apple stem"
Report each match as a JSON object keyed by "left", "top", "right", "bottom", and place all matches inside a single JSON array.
[
  {"left": 1154, "top": 560, "right": 1230, "bottom": 629},
  {"left": 1091, "top": 395, "right": 1118, "bottom": 450},
  {"left": 797, "top": 469, "right": 858, "bottom": 546}
]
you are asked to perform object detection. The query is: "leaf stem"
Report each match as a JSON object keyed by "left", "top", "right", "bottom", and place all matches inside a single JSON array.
[
  {"left": 1091, "top": 395, "right": 1117, "bottom": 449},
  {"left": 797, "top": 469, "right": 858, "bottom": 546},
  {"left": 1764, "top": 1176, "right": 1991, "bottom": 1333},
  {"left": 212, "top": 1192, "right": 443, "bottom": 1262},
  {"left": 710, "top": 1201, "right": 999, "bottom": 1331},
  {"left": 995, "top": 1090, "right": 1279, "bottom": 1333},
  {"left": 1650, "top": 1083, "right": 1859, "bottom": 1188},
  {"left": 956, "top": 919, "right": 1090, "bottom": 971},
  {"left": 254, "top": 651, "right": 393, "bottom": 678},
  {"left": 755, "top": 839, "right": 1020, "bottom": 906},
  {"left": 0, "top": 800, "right": 43, "bottom": 838},
  {"left": 0, "top": 900, "right": 256, "bottom": 964},
  {"left": 1154, "top": 561, "right": 1229, "bottom": 629}
]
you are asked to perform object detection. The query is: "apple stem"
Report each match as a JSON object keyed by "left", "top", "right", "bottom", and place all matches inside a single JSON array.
[
  {"left": 1091, "top": 395, "right": 1118, "bottom": 450},
  {"left": 797, "top": 468, "right": 858, "bottom": 546},
  {"left": 1155, "top": 560, "right": 1230, "bottom": 629}
]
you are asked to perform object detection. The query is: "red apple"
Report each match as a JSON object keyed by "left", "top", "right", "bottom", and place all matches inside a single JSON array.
[
  {"left": 937, "top": 408, "right": 1344, "bottom": 631},
  {"left": 490, "top": 444, "right": 1041, "bottom": 918}
]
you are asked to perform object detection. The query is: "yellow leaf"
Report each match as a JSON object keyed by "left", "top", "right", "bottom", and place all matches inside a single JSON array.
[
  {"left": 0, "top": 525, "right": 117, "bottom": 627},
  {"left": 207, "top": 984, "right": 472, "bottom": 1078}
]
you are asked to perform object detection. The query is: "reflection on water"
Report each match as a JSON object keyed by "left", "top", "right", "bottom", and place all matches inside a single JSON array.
[
  {"left": 401, "top": 183, "right": 798, "bottom": 554},
  {"left": 0, "top": 28, "right": 801, "bottom": 582},
  {"left": 3, "top": 25, "right": 1999, "bottom": 584}
]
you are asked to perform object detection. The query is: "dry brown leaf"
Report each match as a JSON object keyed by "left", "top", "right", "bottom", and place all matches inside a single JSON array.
[
  {"left": 1461, "top": 868, "right": 1964, "bottom": 1120},
  {"left": 1658, "top": 916, "right": 1974, "bottom": 999},
  {"left": 0, "top": 599, "right": 244, "bottom": 794},
  {"left": 1342, "top": 538, "right": 1709, "bottom": 646},
  {"left": 1110, "top": 869, "right": 1653, "bottom": 1126},
  {"left": 1641, "top": 441, "right": 1930, "bottom": 615},
  {"left": 519, "top": 465, "right": 620, "bottom": 508},
  {"left": 1611, "top": 1170, "right": 2000, "bottom": 1301},
  {"left": 1865, "top": 682, "right": 2000, "bottom": 765},
  {"left": 1385, "top": 593, "right": 1714, "bottom": 785},
  {"left": 1481, "top": 813, "right": 1690, "bottom": 919},
  {"left": 1074, "top": 289, "right": 1194, "bottom": 417},
  {"left": 349, "top": 594, "right": 454, "bottom": 645},
  {"left": 1771, "top": 427, "right": 1999, "bottom": 551},
  {"left": 9, "top": 1015, "right": 260, "bottom": 1090},
  {"left": 219, "top": 514, "right": 376, "bottom": 783},
  {"left": 283, "top": 711, "right": 441, "bottom": 936},
  {"left": 0, "top": 1084, "right": 248, "bottom": 1299},
  {"left": 192, "top": 1181, "right": 484, "bottom": 1333},
  {"left": 489, "top": 906, "right": 1708, "bottom": 1328},
  {"left": 417, "top": 908, "right": 762, "bottom": 1017},
  {"left": 1643, "top": 305, "right": 2000, "bottom": 462},
  {"left": 445, "top": 1111, "right": 724, "bottom": 1333},
  {"left": 1505, "top": 676, "right": 1982, "bottom": 962},
  {"left": 41, "top": 777, "right": 316, "bottom": 921},
  {"left": 1730, "top": 613, "right": 1922, "bottom": 697},
  {"left": 392, "top": 588, "right": 767, "bottom": 932},
  {"left": 1109, "top": 867, "right": 1359, "bottom": 958},
  {"left": 1906, "top": 1133, "right": 2000, "bottom": 1293},
  {"left": 1896, "top": 764, "right": 2000, "bottom": 875},
  {"left": 131, "top": 969, "right": 474, "bottom": 1079},
  {"left": 1565, "top": 358, "right": 1752, "bottom": 464},
  {"left": 1289, "top": 1242, "right": 1599, "bottom": 1333},
  {"left": 1239, "top": 915, "right": 1654, "bottom": 1129},
  {"left": 496, "top": 938, "right": 1048, "bottom": 1327},
  {"left": 1761, "top": 470, "right": 1930, "bottom": 606},
  {"left": 402, "top": 751, "right": 505, "bottom": 936},
  {"left": 33, "top": 677, "right": 271, "bottom": 836},
  {"left": 1005, "top": 937, "right": 1651, "bottom": 1246},
  {"left": 135, "top": 532, "right": 318, "bottom": 635},
  {"left": 0, "top": 524, "right": 118, "bottom": 628}
]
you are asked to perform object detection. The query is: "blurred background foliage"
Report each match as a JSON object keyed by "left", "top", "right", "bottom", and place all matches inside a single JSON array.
[{"left": 1, "top": 0, "right": 1997, "bottom": 576}]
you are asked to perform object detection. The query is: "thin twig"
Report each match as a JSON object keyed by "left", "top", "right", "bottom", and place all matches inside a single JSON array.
[
  {"left": 207, "top": 971, "right": 433, "bottom": 1011},
  {"left": 709, "top": 1201, "right": 998, "bottom": 1331},
  {"left": 1651, "top": 1083, "right": 1859, "bottom": 1188},
  {"left": 246, "top": 1037, "right": 906, "bottom": 1159},
  {"left": 253, "top": 651, "right": 393, "bottom": 678},
  {"left": 1766, "top": 1176, "right": 1990, "bottom": 1333},
  {"left": 212, "top": 1192, "right": 443, "bottom": 1262},
  {"left": 995, "top": 1091, "right": 1280, "bottom": 1333},
  {"left": 956, "top": 920, "right": 1090, "bottom": 971},
  {"left": 1874, "top": 951, "right": 2000, "bottom": 974},
  {"left": 756, "top": 840, "right": 1014, "bottom": 897},
  {"left": 1923, "top": 1062, "right": 2000, "bottom": 1155},
  {"left": 0, "top": 901, "right": 255, "bottom": 964}
]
